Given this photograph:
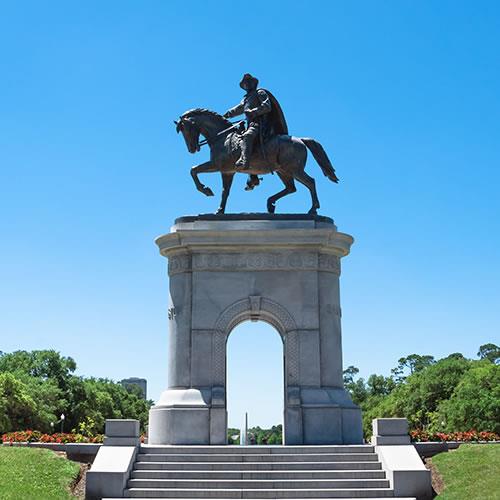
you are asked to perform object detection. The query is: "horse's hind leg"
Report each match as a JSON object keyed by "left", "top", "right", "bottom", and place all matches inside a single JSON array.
[
  {"left": 293, "top": 170, "right": 320, "bottom": 215},
  {"left": 267, "top": 173, "right": 296, "bottom": 213},
  {"left": 216, "top": 172, "right": 234, "bottom": 214}
]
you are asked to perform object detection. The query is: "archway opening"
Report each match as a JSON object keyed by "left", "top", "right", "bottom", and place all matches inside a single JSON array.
[{"left": 226, "top": 320, "right": 284, "bottom": 445}]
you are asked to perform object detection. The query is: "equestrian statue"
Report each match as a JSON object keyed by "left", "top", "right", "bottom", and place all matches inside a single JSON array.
[{"left": 174, "top": 73, "right": 339, "bottom": 214}]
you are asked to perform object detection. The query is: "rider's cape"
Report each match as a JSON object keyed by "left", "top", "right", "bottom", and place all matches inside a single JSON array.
[{"left": 260, "top": 88, "right": 288, "bottom": 137}]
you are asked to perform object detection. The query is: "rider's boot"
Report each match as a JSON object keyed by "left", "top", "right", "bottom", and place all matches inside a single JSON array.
[
  {"left": 235, "top": 154, "right": 249, "bottom": 169},
  {"left": 235, "top": 137, "right": 252, "bottom": 170}
]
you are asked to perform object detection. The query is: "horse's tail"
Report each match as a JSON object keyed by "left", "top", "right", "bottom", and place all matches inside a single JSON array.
[{"left": 301, "top": 138, "right": 339, "bottom": 183}]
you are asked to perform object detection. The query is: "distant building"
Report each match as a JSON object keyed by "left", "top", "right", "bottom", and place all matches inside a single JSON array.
[{"left": 120, "top": 377, "right": 147, "bottom": 399}]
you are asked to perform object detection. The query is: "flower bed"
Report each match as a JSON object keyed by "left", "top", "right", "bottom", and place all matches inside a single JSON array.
[
  {"left": 2, "top": 430, "right": 104, "bottom": 444},
  {"left": 410, "top": 429, "right": 499, "bottom": 442}
]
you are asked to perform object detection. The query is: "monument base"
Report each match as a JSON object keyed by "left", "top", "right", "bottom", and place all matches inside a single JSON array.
[
  {"left": 149, "top": 386, "right": 362, "bottom": 445},
  {"left": 149, "top": 214, "right": 363, "bottom": 445},
  {"left": 148, "top": 388, "right": 227, "bottom": 445}
]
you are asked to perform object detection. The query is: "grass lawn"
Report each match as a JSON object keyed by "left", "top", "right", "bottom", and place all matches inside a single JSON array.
[
  {"left": 432, "top": 444, "right": 500, "bottom": 499},
  {"left": 0, "top": 446, "right": 80, "bottom": 500}
]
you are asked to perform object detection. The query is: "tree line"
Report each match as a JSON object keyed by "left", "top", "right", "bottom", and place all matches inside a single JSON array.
[
  {"left": 0, "top": 350, "right": 152, "bottom": 435},
  {"left": 1, "top": 344, "right": 498, "bottom": 439},
  {"left": 344, "top": 343, "right": 499, "bottom": 437}
]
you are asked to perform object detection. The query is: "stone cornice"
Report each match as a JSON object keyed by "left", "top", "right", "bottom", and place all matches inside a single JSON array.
[{"left": 156, "top": 228, "right": 353, "bottom": 258}]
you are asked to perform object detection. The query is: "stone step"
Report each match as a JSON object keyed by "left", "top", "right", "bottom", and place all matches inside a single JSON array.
[
  {"left": 134, "top": 462, "right": 383, "bottom": 471},
  {"left": 127, "top": 479, "right": 390, "bottom": 490},
  {"left": 130, "top": 470, "right": 387, "bottom": 480},
  {"left": 124, "top": 488, "right": 397, "bottom": 498},
  {"left": 135, "top": 454, "right": 379, "bottom": 463},
  {"left": 141, "top": 446, "right": 375, "bottom": 455}
]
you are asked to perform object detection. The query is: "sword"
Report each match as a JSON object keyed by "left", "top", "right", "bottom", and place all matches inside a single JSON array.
[{"left": 198, "top": 120, "right": 245, "bottom": 147}]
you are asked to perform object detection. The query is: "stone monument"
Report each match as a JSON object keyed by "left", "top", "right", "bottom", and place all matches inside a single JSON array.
[
  {"left": 86, "top": 75, "right": 432, "bottom": 500},
  {"left": 148, "top": 214, "right": 363, "bottom": 445}
]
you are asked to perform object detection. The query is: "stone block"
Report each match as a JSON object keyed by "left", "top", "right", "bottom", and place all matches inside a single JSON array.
[
  {"left": 372, "top": 434, "right": 411, "bottom": 445},
  {"left": 376, "top": 445, "right": 432, "bottom": 499},
  {"left": 209, "top": 407, "right": 227, "bottom": 444},
  {"left": 149, "top": 406, "right": 210, "bottom": 445},
  {"left": 85, "top": 445, "right": 137, "bottom": 499},
  {"left": 303, "top": 407, "right": 343, "bottom": 444},
  {"left": 373, "top": 417, "right": 409, "bottom": 436},
  {"left": 105, "top": 419, "right": 140, "bottom": 438},
  {"left": 341, "top": 407, "right": 364, "bottom": 444},
  {"left": 103, "top": 436, "right": 140, "bottom": 446}
]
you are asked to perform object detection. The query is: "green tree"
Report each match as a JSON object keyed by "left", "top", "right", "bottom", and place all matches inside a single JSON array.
[
  {"left": 343, "top": 366, "right": 359, "bottom": 385},
  {"left": 367, "top": 374, "right": 395, "bottom": 396},
  {"left": 368, "top": 354, "right": 471, "bottom": 432},
  {"left": 0, "top": 350, "right": 76, "bottom": 383},
  {"left": 0, "top": 373, "right": 59, "bottom": 433},
  {"left": 438, "top": 361, "right": 500, "bottom": 433},
  {"left": 343, "top": 366, "right": 369, "bottom": 405},
  {"left": 477, "top": 343, "right": 500, "bottom": 364},
  {"left": 0, "top": 350, "right": 152, "bottom": 434},
  {"left": 391, "top": 354, "right": 435, "bottom": 382}
]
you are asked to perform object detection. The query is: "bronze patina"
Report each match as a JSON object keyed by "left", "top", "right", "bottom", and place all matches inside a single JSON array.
[{"left": 174, "top": 74, "right": 338, "bottom": 214}]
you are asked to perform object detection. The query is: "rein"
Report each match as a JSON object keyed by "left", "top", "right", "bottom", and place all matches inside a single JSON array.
[{"left": 197, "top": 120, "right": 245, "bottom": 148}]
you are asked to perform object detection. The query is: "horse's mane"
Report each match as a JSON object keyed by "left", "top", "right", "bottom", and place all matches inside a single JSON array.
[{"left": 181, "top": 108, "right": 231, "bottom": 126}]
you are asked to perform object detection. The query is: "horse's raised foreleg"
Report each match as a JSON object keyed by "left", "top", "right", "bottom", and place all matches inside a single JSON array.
[
  {"left": 190, "top": 161, "right": 217, "bottom": 197},
  {"left": 267, "top": 173, "right": 297, "bottom": 213},
  {"left": 215, "top": 173, "right": 235, "bottom": 214},
  {"left": 293, "top": 170, "right": 320, "bottom": 215}
]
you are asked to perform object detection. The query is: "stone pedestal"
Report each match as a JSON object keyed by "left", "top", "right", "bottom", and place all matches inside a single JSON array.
[{"left": 148, "top": 214, "right": 362, "bottom": 445}]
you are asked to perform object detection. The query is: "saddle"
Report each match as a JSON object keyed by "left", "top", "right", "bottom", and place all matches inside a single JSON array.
[{"left": 225, "top": 131, "right": 281, "bottom": 165}]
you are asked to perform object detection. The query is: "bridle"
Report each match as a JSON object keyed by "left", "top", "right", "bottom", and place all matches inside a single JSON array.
[{"left": 176, "top": 116, "right": 245, "bottom": 149}]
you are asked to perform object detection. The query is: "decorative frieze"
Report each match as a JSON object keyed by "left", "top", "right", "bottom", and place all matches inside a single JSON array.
[
  {"left": 168, "top": 253, "right": 190, "bottom": 275},
  {"left": 168, "top": 252, "right": 340, "bottom": 275}
]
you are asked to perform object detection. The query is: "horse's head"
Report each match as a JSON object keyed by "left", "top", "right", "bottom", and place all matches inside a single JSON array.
[
  {"left": 175, "top": 113, "right": 201, "bottom": 154},
  {"left": 175, "top": 109, "right": 230, "bottom": 154}
]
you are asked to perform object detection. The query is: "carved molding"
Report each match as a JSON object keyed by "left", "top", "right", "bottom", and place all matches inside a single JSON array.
[
  {"left": 168, "top": 253, "right": 191, "bottom": 275},
  {"left": 168, "top": 252, "right": 340, "bottom": 276},
  {"left": 212, "top": 297, "right": 299, "bottom": 386}
]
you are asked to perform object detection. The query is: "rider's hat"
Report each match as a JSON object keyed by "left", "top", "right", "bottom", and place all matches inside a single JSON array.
[{"left": 240, "top": 73, "right": 259, "bottom": 89}]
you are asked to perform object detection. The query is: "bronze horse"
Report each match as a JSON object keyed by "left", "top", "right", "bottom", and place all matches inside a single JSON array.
[{"left": 175, "top": 109, "right": 339, "bottom": 214}]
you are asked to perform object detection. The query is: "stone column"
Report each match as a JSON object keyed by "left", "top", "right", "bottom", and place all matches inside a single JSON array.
[
  {"left": 167, "top": 260, "right": 192, "bottom": 388},
  {"left": 318, "top": 267, "right": 344, "bottom": 387}
]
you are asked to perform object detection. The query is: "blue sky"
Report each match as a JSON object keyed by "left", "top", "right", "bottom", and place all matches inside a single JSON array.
[{"left": 1, "top": 1, "right": 499, "bottom": 429}]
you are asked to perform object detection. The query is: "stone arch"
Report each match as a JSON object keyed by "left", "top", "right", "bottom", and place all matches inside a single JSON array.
[{"left": 212, "top": 297, "right": 299, "bottom": 386}]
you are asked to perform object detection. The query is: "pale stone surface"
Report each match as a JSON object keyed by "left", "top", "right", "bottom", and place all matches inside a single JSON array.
[
  {"left": 86, "top": 445, "right": 137, "bottom": 499},
  {"left": 149, "top": 215, "right": 362, "bottom": 445},
  {"left": 373, "top": 418, "right": 409, "bottom": 436},
  {"left": 376, "top": 445, "right": 432, "bottom": 499},
  {"left": 105, "top": 419, "right": 140, "bottom": 438},
  {"left": 372, "top": 418, "right": 411, "bottom": 445},
  {"left": 372, "top": 418, "right": 432, "bottom": 499},
  {"left": 86, "top": 419, "right": 142, "bottom": 498},
  {"left": 372, "top": 435, "right": 411, "bottom": 445},
  {"left": 103, "top": 436, "right": 140, "bottom": 446}
]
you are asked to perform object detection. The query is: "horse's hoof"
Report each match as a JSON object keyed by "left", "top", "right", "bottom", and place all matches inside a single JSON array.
[
  {"left": 308, "top": 208, "right": 318, "bottom": 215},
  {"left": 202, "top": 187, "right": 214, "bottom": 197},
  {"left": 215, "top": 208, "right": 224, "bottom": 215},
  {"left": 267, "top": 203, "right": 276, "bottom": 214}
]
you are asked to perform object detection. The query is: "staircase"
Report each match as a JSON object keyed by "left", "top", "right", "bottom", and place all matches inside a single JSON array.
[{"left": 118, "top": 445, "right": 416, "bottom": 499}]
